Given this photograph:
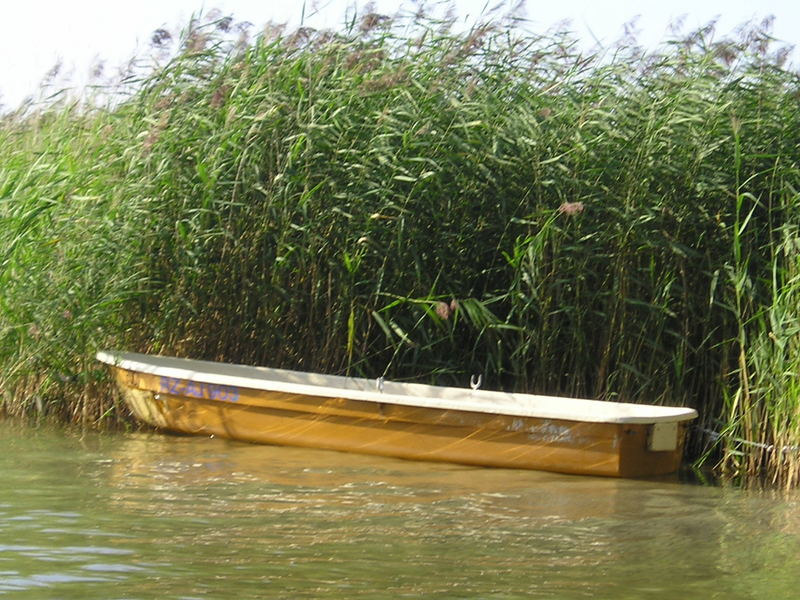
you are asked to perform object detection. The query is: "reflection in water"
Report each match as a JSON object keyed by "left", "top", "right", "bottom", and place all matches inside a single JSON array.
[
  {"left": 110, "top": 433, "right": 630, "bottom": 518},
  {"left": 0, "top": 421, "right": 799, "bottom": 598}
]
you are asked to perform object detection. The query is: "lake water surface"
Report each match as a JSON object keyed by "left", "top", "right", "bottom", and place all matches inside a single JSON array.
[{"left": 1, "top": 420, "right": 798, "bottom": 598}]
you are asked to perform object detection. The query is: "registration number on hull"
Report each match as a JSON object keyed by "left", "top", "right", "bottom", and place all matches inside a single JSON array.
[{"left": 159, "top": 376, "right": 240, "bottom": 403}]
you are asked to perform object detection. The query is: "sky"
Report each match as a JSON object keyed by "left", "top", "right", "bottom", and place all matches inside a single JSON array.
[{"left": 1, "top": 0, "right": 799, "bottom": 110}]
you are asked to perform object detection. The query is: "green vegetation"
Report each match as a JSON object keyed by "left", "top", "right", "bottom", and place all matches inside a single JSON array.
[{"left": 1, "top": 8, "right": 799, "bottom": 487}]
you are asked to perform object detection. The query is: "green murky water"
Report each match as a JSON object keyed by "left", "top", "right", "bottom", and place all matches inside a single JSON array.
[{"left": 1, "top": 420, "right": 798, "bottom": 599}]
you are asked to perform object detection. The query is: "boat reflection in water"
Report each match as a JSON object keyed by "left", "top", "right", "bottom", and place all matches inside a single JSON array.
[{"left": 107, "top": 431, "right": 685, "bottom": 524}]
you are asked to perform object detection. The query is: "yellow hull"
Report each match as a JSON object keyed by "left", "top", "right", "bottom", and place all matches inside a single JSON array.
[{"left": 110, "top": 364, "right": 691, "bottom": 478}]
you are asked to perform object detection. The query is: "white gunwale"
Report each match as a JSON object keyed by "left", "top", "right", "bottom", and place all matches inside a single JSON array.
[{"left": 96, "top": 351, "right": 697, "bottom": 425}]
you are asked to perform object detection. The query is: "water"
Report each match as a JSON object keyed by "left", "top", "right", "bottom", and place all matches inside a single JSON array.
[{"left": 1, "top": 420, "right": 798, "bottom": 599}]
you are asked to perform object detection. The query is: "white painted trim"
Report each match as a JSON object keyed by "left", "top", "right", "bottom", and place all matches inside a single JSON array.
[{"left": 96, "top": 351, "right": 698, "bottom": 425}]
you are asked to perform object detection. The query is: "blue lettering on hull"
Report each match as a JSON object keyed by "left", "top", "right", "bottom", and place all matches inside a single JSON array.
[{"left": 159, "top": 376, "right": 240, "bottom": 403}]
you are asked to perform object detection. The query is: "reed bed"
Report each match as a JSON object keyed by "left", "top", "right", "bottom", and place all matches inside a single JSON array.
[{"left": 1, "top": 8, "right": 799, "bottom": 487}]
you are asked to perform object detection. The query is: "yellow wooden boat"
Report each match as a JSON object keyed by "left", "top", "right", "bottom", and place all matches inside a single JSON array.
[{"left": 96, "top": 351, "right": 698, "bottom": 478}]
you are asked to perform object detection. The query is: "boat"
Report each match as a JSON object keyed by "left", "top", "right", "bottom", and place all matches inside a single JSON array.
[{"left": 96, "top": 351, "right": 698, "bottom": 478}]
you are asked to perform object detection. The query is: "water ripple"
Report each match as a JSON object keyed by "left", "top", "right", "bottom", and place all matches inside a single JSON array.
[{"left": 1, "top": 422, "right": 799, "bottom": 598}]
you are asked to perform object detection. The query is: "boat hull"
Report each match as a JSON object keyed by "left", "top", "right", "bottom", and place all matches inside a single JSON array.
[{"left": 111, "top": 366, "right": 688, "bottom": 478}]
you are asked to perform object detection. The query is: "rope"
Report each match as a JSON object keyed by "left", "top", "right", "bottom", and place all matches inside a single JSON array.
[{"left": 698, "top": 426, "right": 800, "bottom": 454}]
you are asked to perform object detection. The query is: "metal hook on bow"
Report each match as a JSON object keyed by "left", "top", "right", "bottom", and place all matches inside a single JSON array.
[
  {"left": 376, "top": 376, "right": 385, "bottom": 393},
  {"left": 470, "top": 374, "right": 482, "bottom": 390}
]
